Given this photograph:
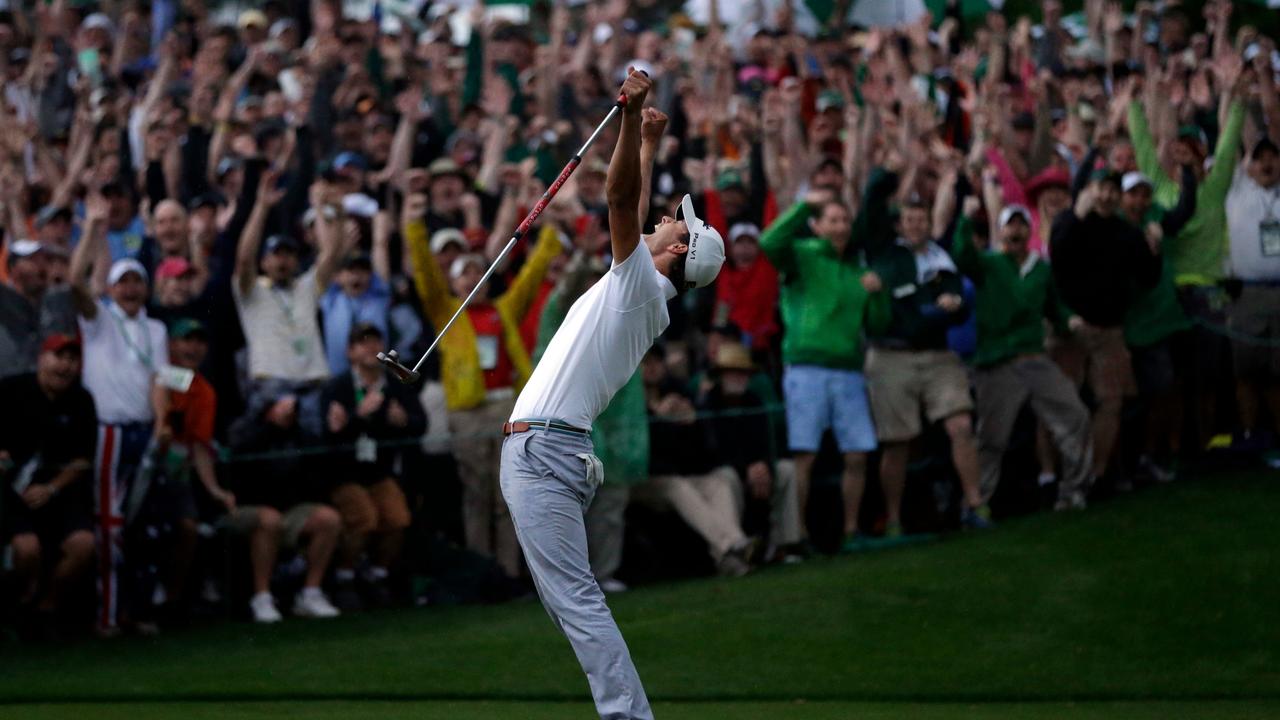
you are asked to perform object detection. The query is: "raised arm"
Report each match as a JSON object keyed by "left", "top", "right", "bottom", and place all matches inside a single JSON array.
[
  {"left": 312, "top": 182, "right": 348, "bottom": 291},
  {"left": 638, "top": 108, "right": 668, "bottom": 229},
  {"left": 605, "top": 70, "right": 652, "bottom": 265},
  {"left": 70, "top": 193, "right": 111, "bottom": 319},
  {"left": 233, "top": 169, "right": 284, "bottom": 296}
]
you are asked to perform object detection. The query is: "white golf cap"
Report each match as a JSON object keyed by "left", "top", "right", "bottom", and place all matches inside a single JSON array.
[
  {"left": 449, "top": 253, "right": 486, "bottom": 280},
  {"left": 8, "top": 239, "right": 44, "bottom": 259},
  {"left": 107, "top": 258, "right": 149, "bottom": 286},
  {"left": 728, "top": 222, "right": 761, "bottom": 243},
  {"left": 998, "top": 204, "right": 1033, "bottom": 229},
  {"left": 81, "top": 12, "right": 115, "bottom": 34},
  {"left": 676, "top": 194, "right": 726, "bottom": 290},
  {"left": 431, "top": 228, "right": 468, "bottom": 254},
  {"left": 1121, "top": 171, "right": 1153, "bottom": 193}
]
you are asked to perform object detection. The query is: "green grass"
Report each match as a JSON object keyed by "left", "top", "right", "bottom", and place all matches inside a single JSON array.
[{"left": 2, "top": 470, "right": 1278, "bottom": 719}]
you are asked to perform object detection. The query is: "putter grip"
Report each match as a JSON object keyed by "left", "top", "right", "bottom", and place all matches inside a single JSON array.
[{"left": 614, "top": 69, "right": 650, "bottom": 108}]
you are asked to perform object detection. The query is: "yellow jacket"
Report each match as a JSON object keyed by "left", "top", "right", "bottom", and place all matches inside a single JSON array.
[{"left": 405, "top": 219, "right": 563, "bottom": 410}]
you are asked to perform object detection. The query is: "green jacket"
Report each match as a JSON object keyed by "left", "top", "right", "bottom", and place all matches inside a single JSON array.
[
  {"left": 1123, "top": 207, "right": 1193, "bottom": 348},
  {"left": 760, "top": 202, "right": 891, "bottom": 370},
  {"left": 1129, "top": 100, "right": 1244, "bottom": 286},
  {"left": 951, "top": 216, "right": 1073, "bottom": 368}
]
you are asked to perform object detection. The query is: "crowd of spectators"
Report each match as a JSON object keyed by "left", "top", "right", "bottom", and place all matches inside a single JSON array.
[{"left": 2, "top": 0, "right": 1279, "bottom": 642}]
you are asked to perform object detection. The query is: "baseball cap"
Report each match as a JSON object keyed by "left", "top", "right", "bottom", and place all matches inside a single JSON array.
[
  {"left": 34, "top": 205, "right": 72, "bottom": 228},
  {"left": 107, "top": 258, "right": 148, "bottom": 286},
  {"left": 816, "top": 89, "right": 845, "bottom": 113},
  {"left": 170, "top": 318, "right": 208, "bottom": 341},
  {"left": 81, "top": 12, "right": 115, "bottom": 34},
  {"left": 1177, "top": 125, "right": 1208, "bottom": 148},
  {"left": 264, "top": 234, "right": 301, "bottom": 255},
  {"left": 188, "top": 191, "right": 226, "bottom": 212},
  {"left": 8, "top": 239, "right": 44, "bottom": 259},
  {"left": 333, "top": 151, "right": 368, "bottom": 172},
  {"left": 1090, "top": 168, "right": 1123, "bottom": 186},
  {"left": 156, "top": 256, "right": 194, "bottom": 279},
  {"left": 41, "top": 332, "right": 81, "bottom": 355},
  {"left": 238, "top": 9, "right": 268, "bottom": 30},
  {"left": 216, "top": 156, "right": 244, "bottom": 179},
  {"left": 342, "top": 253, "right": 373, "bottom": 270},
  {"left": 716, "top": 168, "right": 746, "bottom": 192},
  {"left": 675, "top": 194, "right": 726, "bottom": 290},
  {"left": 1025, "top": 167, "right": 1071, "bottom": 206},
  {"left": 728, "top": 223, "right": 761, "bottom": 243},
  {"left": 428, "top": 157, "right": 465, "bottom": 178},
  {"left": 712, "top": 342, "right": 755, "bottom": 372},
  {"left": 1121, "top": 172, "right": 1153, "bottom": 193},
  {"left": 269, "top": 18, "right": 296, "bottom": 39},
  {"left": 430, "top": 228, "right": 468, "bottom": 254},
  {"left": 998, "top": 204, "right": 1032, "bottom": 229},
  {"left": 347, "top": 322, "right": 384, "bottom": 345},
  {"left": 449, "top": 254, "right": 486, "bottom": 280},
  {"left": 1252, "top": 137, "right": 1280, "bottom": 159}
]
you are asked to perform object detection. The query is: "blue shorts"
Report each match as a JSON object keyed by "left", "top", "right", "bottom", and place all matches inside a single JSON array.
[{"left": 782, "top": 365, "right": 878, "bottom": 454}]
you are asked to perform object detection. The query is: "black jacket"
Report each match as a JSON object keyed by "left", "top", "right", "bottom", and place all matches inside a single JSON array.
[
  {"left": 1049, "top": 209, "right": 1162, "bottom": 327},
  {"left": 320, "top": 370, "right": 427, "bottom": 484}
]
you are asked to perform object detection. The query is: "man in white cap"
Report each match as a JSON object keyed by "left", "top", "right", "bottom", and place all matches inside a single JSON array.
[
  {"left": 498, "top": 70, "right": 723, "bottom": 720},
  {"left": 70, "top": 221, "right": 170, "bottom": 632}
]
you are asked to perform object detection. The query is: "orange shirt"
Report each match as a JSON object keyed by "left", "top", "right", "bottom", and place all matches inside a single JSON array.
[{"left": 168, "top": 373, "right": 217, "bottom": 446}]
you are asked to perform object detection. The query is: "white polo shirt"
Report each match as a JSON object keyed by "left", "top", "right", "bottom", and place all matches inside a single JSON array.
[
  {"left": 1226, "top": 165, "right": 1280, "bottom": 281},
  {"left": 233, "top": 266, "right": 330, "bottom": 383},
  {"left": 80, "top": 299, "right": 169, "bottom": 425},
  {"left": 511, "top": 244, "right": 674, "bottom": 429}
]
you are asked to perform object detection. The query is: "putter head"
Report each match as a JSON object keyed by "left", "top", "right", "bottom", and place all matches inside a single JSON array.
[{"left": 377, "top": 350, "right": 421, "bottom": 384}]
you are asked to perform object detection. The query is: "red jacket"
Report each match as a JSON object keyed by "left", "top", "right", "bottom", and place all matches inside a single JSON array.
[{"left": 715, "top": 254, "right": 779, "bottom": 351}]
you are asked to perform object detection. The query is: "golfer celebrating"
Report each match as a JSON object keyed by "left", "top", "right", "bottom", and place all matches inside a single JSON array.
[{"left": 500, "top": 70, "right": 725, "bottom": 719}]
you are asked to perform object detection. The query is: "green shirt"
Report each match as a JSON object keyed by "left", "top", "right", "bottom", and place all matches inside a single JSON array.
[
  {"left": 760, "top": 202, "right": 891, "bottom": 370},
  {"left": 1129, "top": 100, "right": 1245, "bottom": 286},
  {"left": 1123, "top": 208, "right": 1192, "bottom": 348},
  {"left": 951, "top": 217, "right": 1073, "bottom": 368}
]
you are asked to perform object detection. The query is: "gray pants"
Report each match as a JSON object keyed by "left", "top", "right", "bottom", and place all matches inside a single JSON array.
[
  {"left": 500, "top": 428, "right": 653, "bottom": 720},
  {"left": 974, "top": 355, "right": 1094, "bottom": 502}
]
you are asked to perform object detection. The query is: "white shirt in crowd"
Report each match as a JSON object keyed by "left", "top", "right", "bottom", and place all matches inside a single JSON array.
[
  {"left": 1226, "top": 165, "right": 1280, "bottom": 281},
  {"left": 79, "top": 298, "right": 168, "bottom": 425},
  {"left": 512, "top": 244, "right": 675, "bottom": 430},
  {"left": 233, "top": 266, "right": 331, "bottom": 383}
]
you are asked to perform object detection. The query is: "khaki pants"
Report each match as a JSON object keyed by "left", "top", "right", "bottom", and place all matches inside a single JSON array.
[
  {"left": 770, "top": 459, "right": 804, "bottom": 547},
  {"left": 586, "top": 484, "right": 630, "bottom": 581},
  {"left": 974, "top": 355, "right": 1094, "bottom": 502},
  {"left": 634, "top": 466, "right": 747, "bottom": 562},
  {"left": 450, "top": 396, "right": 520, "bottom": 577}
]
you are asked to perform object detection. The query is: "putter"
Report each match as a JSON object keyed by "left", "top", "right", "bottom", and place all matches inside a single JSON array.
[{"left": 379, "top": 83, "right": 640, "bottom": 383}]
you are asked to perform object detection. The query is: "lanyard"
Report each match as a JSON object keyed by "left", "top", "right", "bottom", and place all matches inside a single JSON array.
[
  {"left": 107, "top": 304, "right": 153, "bottom": 370},
  {"left": 269, "top": 284, "right": 299, "bottom": 328},
  {"left": 1261, "top": 187, "right": 1280, "bottom": 222}
]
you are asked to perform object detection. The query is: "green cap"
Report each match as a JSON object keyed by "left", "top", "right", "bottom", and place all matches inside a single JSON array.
[
  {"left": 716, "top": 168, "right": 746, "bottom": 191},
  {"left": 170, "top": 318, "right": 208, "bottom": 340}
]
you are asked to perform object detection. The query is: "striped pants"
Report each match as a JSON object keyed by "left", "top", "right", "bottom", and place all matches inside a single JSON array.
[{"left": 94, "top": 421, "right": 152, "bottom": 630}]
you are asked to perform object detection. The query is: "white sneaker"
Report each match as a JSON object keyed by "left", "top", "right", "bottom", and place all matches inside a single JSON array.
[
  {"left": 293, "top": 588, "right": 340, "bottom": 619},
  {"left": 250, "top": 592, "right": 283, "bottom": 624},
  {"left": 598, "top": 577, "right": 629, "bottom": 594}
]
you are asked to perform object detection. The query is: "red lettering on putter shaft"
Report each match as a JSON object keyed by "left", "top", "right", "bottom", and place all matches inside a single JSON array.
[{"left": 515, "top": 156, "right": 580, "bottom": 237}]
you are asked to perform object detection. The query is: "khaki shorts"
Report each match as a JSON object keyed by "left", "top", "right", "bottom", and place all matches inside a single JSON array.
[
  {"left": 330, "top": 479, "right": 412, "bottom": 535},
  {"left": 1050, "top": 324, "right": 1136, "bottom": 401},
  {"left": 865, "top": 348, "right": 973, "bottom": 442},
  {"left": 1229, "top": 285, "right": 1280, "bottom": 379},
  {"left": 220, "top": 503, "right": 321, "bottom": 549}
]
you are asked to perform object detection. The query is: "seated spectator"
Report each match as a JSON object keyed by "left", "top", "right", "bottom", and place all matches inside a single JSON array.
[
  {"left": 0, "top": 334, "right": 97, "bottom": 640},
  {"left": 952, "top": 196, "right": 1094, "bottom": 510},
  {"left": 699, "top": 342, "right": 804, "bottom": 561},
  {"left": 403, "top": 193, "right": 565, "bottom": 579},
  {"left": 760, "top": 191, "right": 889, "bottom": 551},
  {"left": 0, "top": 240, "right": 77, "bottom": 380},
  {"left": 233, "top": 174, "right": 346, "bottom": 440},
  {"left": 145, "top": 319, "right": 224, "bottom": 622},
  {"left": 321, "top": 324, "right": 425, "bottom": 609},
  {"left": 228, "top": 389, "right": 343, "bottom": 622},
  {"left": 635, "top": 347, "right": 755, "bottom": 577}
]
